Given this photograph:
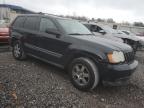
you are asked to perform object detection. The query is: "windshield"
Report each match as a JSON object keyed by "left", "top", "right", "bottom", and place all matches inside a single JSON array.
[{"left": 57, "top": 19, "right": 92, "bottom": 35}]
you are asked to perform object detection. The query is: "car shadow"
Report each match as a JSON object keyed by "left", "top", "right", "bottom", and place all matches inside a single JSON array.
[{"left": 26, "top": 56, "right": 69, "bottom": 79}]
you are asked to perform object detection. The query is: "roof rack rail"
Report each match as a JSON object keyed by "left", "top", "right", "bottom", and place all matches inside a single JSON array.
[{"left": 37, "top": 12, "right": 62, "bottom": 17}]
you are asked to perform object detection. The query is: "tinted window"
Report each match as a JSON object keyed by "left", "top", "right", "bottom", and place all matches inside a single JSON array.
[
  {"left": 24, "top": 17, "right": 40, "bottom": 31},
  {"left": 90, "top": 25, "right": 97, "bottom": 32},
  {"left": 13, "top": 17, "right": 25, "bottom": 28},
  {"left": 40, "top": 18, "right": 57, "bottom": 32},
  {"left": 96, "top": 26, "right": 103, "bottom": 32}
]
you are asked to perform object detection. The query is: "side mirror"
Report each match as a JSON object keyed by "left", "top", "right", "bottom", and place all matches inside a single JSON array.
[
  {"left": 45, "top": 28, "right": 61, "bottom": 36},
  {"left": 99, "top": 30, "right": 106, "bottom": 35}
]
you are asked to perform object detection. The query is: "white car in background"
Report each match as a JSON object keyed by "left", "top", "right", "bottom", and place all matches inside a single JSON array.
[
  {"left": 121, "top": 30, "right": 144, "bottom": 48},
  {"left": 83, "top": 22, "right": 140, "bottom": 52},
  {"left": 121, "top": 30, "right": 144, "bottom": 40}
]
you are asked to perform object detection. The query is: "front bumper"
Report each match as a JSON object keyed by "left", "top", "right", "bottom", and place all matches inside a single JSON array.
[{"left": 100, "top": 60, "right": 138, "bottom": 83}]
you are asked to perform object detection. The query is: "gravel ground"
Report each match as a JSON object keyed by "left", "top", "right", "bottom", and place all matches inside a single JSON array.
[
  {"left": 0, "top": 50, "right": 144, "bottom": 108},
  {"left": 0, "top": 44, "right": 10, "bottom": 53}
]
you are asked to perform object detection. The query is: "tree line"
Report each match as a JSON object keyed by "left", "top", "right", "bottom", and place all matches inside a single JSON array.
[{"left": 58, "top": 15, "right": 144, "bottom": 27}]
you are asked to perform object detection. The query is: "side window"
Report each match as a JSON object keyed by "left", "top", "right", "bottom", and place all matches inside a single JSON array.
[
  {"left": 40, "top": 18, "right": 57, "bottom": 32},
  {"left": 84, "top": 24, "right": 91, "bottom": 30},
  {"left": 13, "top": 17, "right": 25, "bottom": 28},
  {"left": 97, "top": 26, "right": 103, "bottom": 32},
  {"left": 90, "top": 25, "right": 97, "bottom": 32},
  {"left": 23, "top": 17, "right": 40, "bottom": 31}
]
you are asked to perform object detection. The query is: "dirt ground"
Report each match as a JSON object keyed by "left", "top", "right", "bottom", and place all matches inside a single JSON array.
[{"left": 0, "top": 47, "right": 144, "bottom": 108}]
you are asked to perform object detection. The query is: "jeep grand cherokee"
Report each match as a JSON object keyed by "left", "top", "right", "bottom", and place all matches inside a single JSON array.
[{"left": 9, "top": 14, "right": 138, "bottom": 91}]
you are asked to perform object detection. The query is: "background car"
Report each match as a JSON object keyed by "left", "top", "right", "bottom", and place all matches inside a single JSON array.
[
  {"left": 0, "top": 24, "right": 9, "bottom": 43},
  {"left": 121, "top": 30, "right": 144, "bottom": 49},
  {"left": 83, "top": 22, "right": 140, "bottom": 52},
  {"left": 82, "top": 22, "right": 123, "bottom": 43}
]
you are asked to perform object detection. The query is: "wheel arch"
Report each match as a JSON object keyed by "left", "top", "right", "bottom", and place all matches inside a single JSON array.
[
  {"left": 10, "top": 37, "right": 19, "bottom": 47},
  {"left": 64, "top": 50, "right": 103, "bottom": 70}
]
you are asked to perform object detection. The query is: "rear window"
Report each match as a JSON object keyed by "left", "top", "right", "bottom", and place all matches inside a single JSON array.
[
  {"left": 13, "top": 17, "right": 25, "bottom": 28},
  {"left": 23, "top": 16, "right": 40, "bottom": 31}
]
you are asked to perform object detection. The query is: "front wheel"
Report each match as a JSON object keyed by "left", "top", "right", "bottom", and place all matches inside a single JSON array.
[
  {"left": 12, "top": 41, "right": 27, "bottom": 60},
  {"left": 69, "top": 57, "right": 99, "bottom": 91}
]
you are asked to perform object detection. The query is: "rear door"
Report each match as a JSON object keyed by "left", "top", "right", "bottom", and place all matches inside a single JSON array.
[
  {"left": 22, "top": 16, "right": 41, "bottom": 56},
  {"left": 10, "top": 16, "right": 26, "bottom": 45}
]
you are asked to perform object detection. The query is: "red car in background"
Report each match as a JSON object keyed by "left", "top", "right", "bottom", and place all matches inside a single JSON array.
[{"left": 0, "top": 25, "right": 9, "bottom": 43}]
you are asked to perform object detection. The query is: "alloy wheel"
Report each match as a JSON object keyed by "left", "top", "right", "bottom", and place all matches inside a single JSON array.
[
  {"left": 14, "top": 43, "right": 21, "bottom": 58},
  {"left": 72, "top": 64, "right": 90, "bottom": 86}
]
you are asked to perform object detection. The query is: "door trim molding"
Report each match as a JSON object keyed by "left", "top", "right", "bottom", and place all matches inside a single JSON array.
[{"left": 24, "top": 43, "right": 63, "bottom": 58}]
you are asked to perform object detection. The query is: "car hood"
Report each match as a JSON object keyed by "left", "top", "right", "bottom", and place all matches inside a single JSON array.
[
  {"left": 111, "top": 33, "right": 140, "bottom": 41},
  {"left": 71, "top": 35, "right": 132, "bottom": 52},
  {"left": 93, "top": 32, "right": 124, "bottom": 43}
]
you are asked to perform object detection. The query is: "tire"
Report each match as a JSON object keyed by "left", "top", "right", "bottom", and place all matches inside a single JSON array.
[
  {"left": 69, "top": 57, "right": 99, "bottom": 91},
  {"left": 12, "top": 40, "right": 27, "bottom": 60}
]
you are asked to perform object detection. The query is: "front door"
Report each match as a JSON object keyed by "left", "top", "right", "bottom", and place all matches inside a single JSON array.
[{"left": 36, "top": 17, "right": 70, "bottom": 64}]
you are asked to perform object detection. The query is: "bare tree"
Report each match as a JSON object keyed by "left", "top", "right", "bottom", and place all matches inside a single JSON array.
[
  {"left": 133, "top": 22, "right": 144, "bottom": 27},
  {"left": 106, "top": 18, "right": 115, "bottom": 23}
]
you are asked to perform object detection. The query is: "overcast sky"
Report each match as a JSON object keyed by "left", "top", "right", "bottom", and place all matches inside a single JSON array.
[{"left": 2, "top": 0, "right": 144, "bottom": 23}]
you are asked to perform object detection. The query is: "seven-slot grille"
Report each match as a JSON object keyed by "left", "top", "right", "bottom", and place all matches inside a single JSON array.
[{"left": 124, "top": 51, "right": 135, "bottom": 63}]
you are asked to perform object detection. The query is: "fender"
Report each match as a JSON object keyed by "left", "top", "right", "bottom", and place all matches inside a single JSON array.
[{"left": 62, "top": 44, "right": 107, "bottom": 68}]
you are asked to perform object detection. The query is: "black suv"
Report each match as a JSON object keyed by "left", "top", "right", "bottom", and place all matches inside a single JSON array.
[{"left": 9, "top": 14, "right": 138, "bottom": 91}]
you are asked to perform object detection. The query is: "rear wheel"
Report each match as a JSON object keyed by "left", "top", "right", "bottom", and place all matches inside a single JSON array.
[
  {"left": 12, "top": 41, "right": 27, "bottom": 60},
  {"left": 69, "top": 57, "right": 99, "bottom": 91}
]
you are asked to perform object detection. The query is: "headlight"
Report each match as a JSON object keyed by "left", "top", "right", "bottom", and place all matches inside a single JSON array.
[{"left": 107, "top": 51, "right": 125, "bottom": 63}]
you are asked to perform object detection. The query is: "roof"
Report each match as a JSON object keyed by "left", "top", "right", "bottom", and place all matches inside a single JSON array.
[
  {"left": 0, "top": 4, "right": 35, "bottom": 13},
  {"left": 18, "top": 13, "right": 72, "bottom": 20}
]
